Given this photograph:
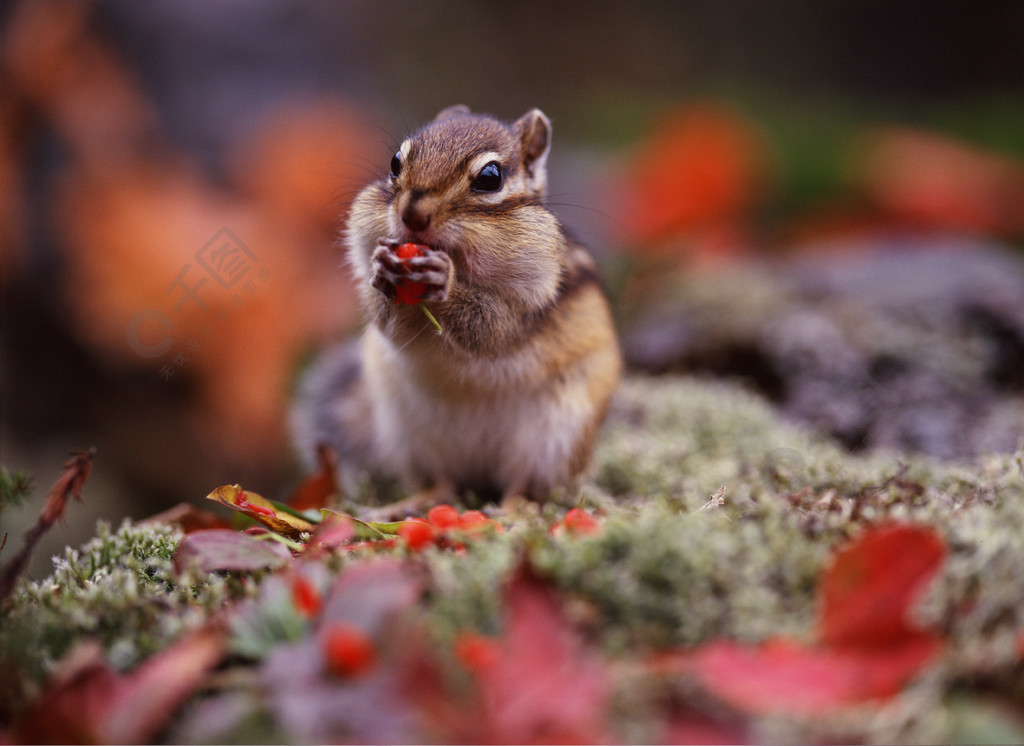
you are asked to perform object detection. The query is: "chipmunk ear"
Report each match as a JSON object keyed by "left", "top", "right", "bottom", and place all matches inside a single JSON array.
[
  {"left": 434, "top": 104, "right": 471, "bottom": 121},
  {"left": 515, "top": 109, "right": 551, "bottom": 195}
]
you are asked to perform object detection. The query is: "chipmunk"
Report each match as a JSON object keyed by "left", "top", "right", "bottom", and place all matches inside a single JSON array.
[{"left": 292, "top": 105, "right": 621, "bottom": 515}]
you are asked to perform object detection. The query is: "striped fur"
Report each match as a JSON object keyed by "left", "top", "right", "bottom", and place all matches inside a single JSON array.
[{"left": 292, "top": 107, "right": 621, "bottom": 503}]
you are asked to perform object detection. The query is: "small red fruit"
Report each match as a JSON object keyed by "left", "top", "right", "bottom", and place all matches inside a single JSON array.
[
  {"left": 398, "top": 519, "right": 435, "bottom": 551},
  {"left": 291, "top": 575, "right": 323, "bottom": 618},
  {"left": 459, "top": 510, "right": 504, "bottom": 534},
  {"left": 454, "top": 631, "right": 501, "bottom": 672},
  {"left": 427, "top": 504, "right": 461, "bottom": 530},
  {"left": 459, "top": 510, "right": 488, "bottom": 527},
  {"left": 553, "top": 507, "right": 600, "bottom": 536},
  {"left": 323, "top": 623, "right": 376, "bottom": 678},
  {"left": 393, "top": 243, "right": 430, "bottom": 305}
]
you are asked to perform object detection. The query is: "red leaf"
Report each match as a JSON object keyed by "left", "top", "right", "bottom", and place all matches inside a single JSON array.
[
  {"left": 820, "top": 523, "right": 946, "bottom": 648},
  {"left": 307, "top": 511, "right": 355, "bottom": 552},
  {"left": 475, "top": 566, "right": 609, "bottom": 744},
  {"left": 321, "top": 559, "right": 422, "bottom": 634},
  {"left": 663, "top": 707, "right": 749, "bottom": 746},
  {"left": 173, "top": 529, "right": 291, "bottom": 574},
  {"left": 692, "top": 634, "right": 942, "bottom": 715},
  {"left": 16, "top": 626, "right": 225, "bottom": 744}
]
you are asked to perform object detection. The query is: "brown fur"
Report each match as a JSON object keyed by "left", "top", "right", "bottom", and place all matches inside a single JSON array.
[{"left": 292, "top": 107, "right": 621, "bottom": 511}]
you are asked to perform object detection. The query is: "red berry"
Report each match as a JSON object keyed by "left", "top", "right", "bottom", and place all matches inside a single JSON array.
[
  {"left": 459, "top": 510, "right": 488, "bottom": 527},
  {"left": 323, "top": 623, "right": 376, "bottom": 678},
  {"left": 393, "top": 243, "right": 429, "bottom": 305},
  {"left": 554, "top": 508, "right": 600, "bottom": 536},
  {"left": 291, "top": 575, "right": 323, "bottom": 618},
  {"left": 396, "top": 242, "right": 427, "bottom": 260},
  {"left": 427, "top": 504, "right": 461, "bottom": 529},
  {"left": 398, "top": 519, "right": 435, "bottom": 551},
  {"left": 394, "top": 282, "right": 426, "bottom": 305},
  {"left": 454, "top": 631, "right": 501, "bottom": 672}
]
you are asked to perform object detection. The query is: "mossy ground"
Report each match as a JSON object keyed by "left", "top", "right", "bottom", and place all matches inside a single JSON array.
[{"left": 3, "top": 374, "right": 1023, "bottom": 742}]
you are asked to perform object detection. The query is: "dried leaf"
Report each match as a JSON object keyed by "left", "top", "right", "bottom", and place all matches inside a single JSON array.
[{"left": 206, "top": 484, "right": 314, "bottom": 538}]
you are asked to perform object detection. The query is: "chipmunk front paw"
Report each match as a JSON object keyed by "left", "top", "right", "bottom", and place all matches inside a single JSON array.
[{"left": 371, "top": 240, "right": 452, "bottom": 303}]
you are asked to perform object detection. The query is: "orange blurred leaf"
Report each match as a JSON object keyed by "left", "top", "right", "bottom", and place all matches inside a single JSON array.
[
  {"left": 618, "top": 104, "right": 767, "bottom": 246},
  {"left": 861, "top": 127, "right": 1024, "bottom": 236}
]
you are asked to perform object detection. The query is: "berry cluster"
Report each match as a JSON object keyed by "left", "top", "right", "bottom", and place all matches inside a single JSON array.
[{"left": 397, "top": 504, "right": 504, "bottom": 552}]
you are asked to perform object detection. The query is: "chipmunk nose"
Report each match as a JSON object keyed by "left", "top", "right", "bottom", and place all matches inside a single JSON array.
[{"left": 400, "top": 192, "right": 432, "bottom": 232}]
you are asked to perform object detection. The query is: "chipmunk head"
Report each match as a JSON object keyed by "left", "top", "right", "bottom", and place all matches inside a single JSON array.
[
  {"left": 346, "top": 106, "right": 562, "bottom": 306},
  {"left": 384, "top": 106, "right": 552, "bottom": 245}
]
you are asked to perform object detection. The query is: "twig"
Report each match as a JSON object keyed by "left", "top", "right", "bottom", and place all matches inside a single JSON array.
[{"left": 0, "top": 448, "right": 96, "bottom": 605}]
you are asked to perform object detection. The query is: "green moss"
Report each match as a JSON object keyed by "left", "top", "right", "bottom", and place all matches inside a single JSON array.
[
  {"left": 0, "top": 519, "right": 232, "bottom": 711},
  {"left": 5, "top": 375, "right": 1024, "bottom": 743},
  {"left": 417, "top": 375, "right": 1024, "bottom": 679}
]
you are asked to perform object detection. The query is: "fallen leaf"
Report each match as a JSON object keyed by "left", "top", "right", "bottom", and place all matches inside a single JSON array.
[
  {"left": 475, "top": 564, "right": 610, "bottom": 744},
  {"left": 691, "top": 634, "right": 941, "bottom": 715},
  {"left": 657, "top": 522, "right": 947, "bottom": 718},
  {"left": 820, "top": 523, "right": 946, "bottom": 648},
  {"left": 15, "top": 625, "right": 225, "bottom": 744},
  {"left": 307, "top": 511, "right": 356, "bottom": 552},
  {"left": 206, "top": 484, "right": 315, "bottom": 538},
  {"left": 174, "top": 528, "right": 291, "bottom": 574},
  {"left": 320, "top": 558, "right": 423, "bottom": 634}
]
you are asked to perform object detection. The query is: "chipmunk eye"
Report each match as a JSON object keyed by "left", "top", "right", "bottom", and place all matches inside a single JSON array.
[
  {"left": 390, "top": 152, "right": 402, "bottom": 178},
  {"left": 471, "top": 161, "right": 503, "bottom": 192}
]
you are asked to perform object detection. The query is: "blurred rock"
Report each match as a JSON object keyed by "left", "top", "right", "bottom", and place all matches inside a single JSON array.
[{"left": 623, "top": 237, "right": 1024, "bottom": 459}]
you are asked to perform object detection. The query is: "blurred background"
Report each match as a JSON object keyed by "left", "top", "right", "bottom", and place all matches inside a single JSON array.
[{"left": 3, "top": 0, "right": 1024, "bottom": 572}]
